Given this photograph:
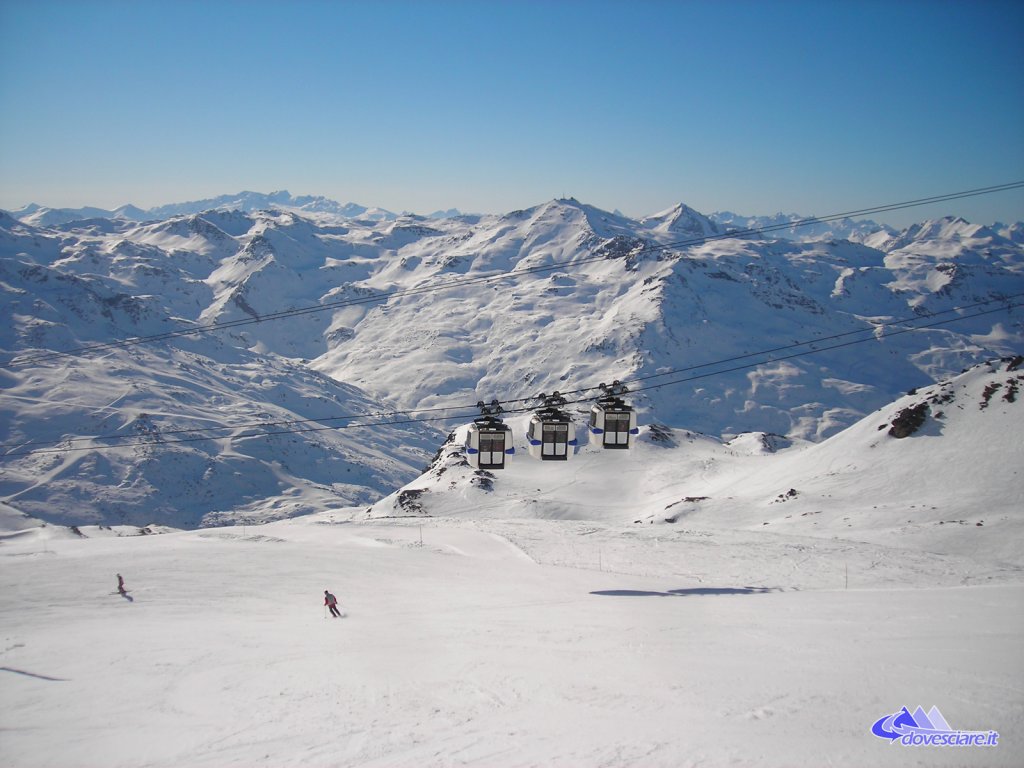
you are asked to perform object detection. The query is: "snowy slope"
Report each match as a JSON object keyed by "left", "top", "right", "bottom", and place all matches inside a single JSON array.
[
  {"left": 0, "top": 236, "right": 443, "bottom": 528},
  {"left": 685, "top": 356, "right": 1024, "bottom": 564},
  {"left": 367, "top": 358, "right": 1024, "bottom": 566},
  {"left": 0, "top": 344, "right": 443, "bottom": 529},
  {"left": 1, "top": 428, "right": 1021, "bottom": 767}
]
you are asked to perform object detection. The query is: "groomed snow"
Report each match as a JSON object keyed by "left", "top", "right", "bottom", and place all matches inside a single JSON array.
[
  {"left": 2, "top": 361, "right": 1022, "bottom": 767},
  {"left": 1, "top": 516, "right": 1021, "bottom": 767}
]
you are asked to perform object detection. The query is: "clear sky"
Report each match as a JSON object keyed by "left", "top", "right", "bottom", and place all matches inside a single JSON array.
[{"left": 1, "top": 0, "right": 1023, "bottom": 226}]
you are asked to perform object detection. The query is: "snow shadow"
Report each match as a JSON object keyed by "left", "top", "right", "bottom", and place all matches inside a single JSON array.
[
  {"left": 590, "top": 587, "right": 782, "bottom": 598},
  {"left": 0, "top": 666, "right": 68, "bottom": 682}
]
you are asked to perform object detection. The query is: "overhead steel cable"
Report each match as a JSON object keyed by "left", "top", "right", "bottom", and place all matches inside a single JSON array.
[
  {"left": 2, "top": 299, "right": 1018, "bottom": 460},
  {"left": 0, "top": 409, "right": 486, "bottom": 458},
  {"left": 5, "top": 270, "right": 535, "bottom": 367},
  {"left": 522, "top": 302, "right": 1023, "bottom": 411},
  {"left": 489, "top": 291, "right": 1024, "bottom": 403},
  {"left": 678, "top": 180, "right": 1024, "bottom": 244},
  {"left": 623, "top": 303, "right": 1023, "bottom": 397},
  {"left": 555, "top": 291, "right": 1024, "bottom": 398},
  {"left": 0, "top": 400, "right": 476, "bottom": 451},
  {"left": 6, "top": 291, "right": 1017, "bottom": 451},
  {"left": 4, "top": 181, "right": 1023, "bottom": 369}
]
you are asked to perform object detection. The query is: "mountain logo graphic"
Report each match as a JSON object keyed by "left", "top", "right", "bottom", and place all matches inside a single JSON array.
[{"left": 871, "top": 706, "right": 999, "bottom": 747}]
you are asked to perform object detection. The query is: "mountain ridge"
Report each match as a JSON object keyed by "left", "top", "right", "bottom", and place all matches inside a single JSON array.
[
  {"left": 1, "top": 194, "right": 1021, "bottom": 529},
  {"left": 8, "top": 190, "right": 1021, "bottom": 240}
]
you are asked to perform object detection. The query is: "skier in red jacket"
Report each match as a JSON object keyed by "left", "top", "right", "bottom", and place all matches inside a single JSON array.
[{"left": 324, "top": 590, "right": 341, "bottom": 618}]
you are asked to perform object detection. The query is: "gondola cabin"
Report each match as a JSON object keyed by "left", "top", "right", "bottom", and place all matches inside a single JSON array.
[
  {"left": 465, "top": 417, "right": 514, "bottom": 470},
  {"left": 526, "top": 408, "right": 577, "bottom": 461},
  {"left": 589, "top": 397, "right": 638, "bottom": 449}
]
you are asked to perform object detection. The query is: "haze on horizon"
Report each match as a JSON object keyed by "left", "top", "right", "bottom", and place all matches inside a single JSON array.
[{"left": 1, "top": 0, "right": 1022, "bottom": 228}]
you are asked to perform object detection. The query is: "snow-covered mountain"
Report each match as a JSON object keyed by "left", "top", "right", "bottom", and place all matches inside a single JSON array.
[
  {"left": 709, "top": 209, "right": 897, "bottom": 242},
  {"left": 8, "top": 191, "right": 399, "bottom": 228},
  {"left": 997, "top": 220, "right": 1024, "bottom": 244},
  {"left": 1, "top": 194, "right": 1022, "bottom": 528},
  {"left": 641, "top": 202, "right": 724, "bottom": 239},
  {"left": 302, "top": 199, "right": 1022, "bottom": 438},
  {"left": 144, "top": 190, "right": 399, "bottom": 222},
  {"left": 0, "top": 220, "right": 444, "bottom": 528}
]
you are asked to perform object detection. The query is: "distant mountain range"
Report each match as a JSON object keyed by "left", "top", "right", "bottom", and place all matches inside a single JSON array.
[
  {"left": 1, "top": 193, "right": 1021, "bottom": 528},
  {"left": 8, "top": 191, "right": 401, "bottom": 227},
  {"left": 11, "top": 189, "right": 1020, "bottom": 242}
]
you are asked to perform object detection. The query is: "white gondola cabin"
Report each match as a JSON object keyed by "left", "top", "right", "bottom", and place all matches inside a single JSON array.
[
  {"left": 589, "top": 397, "right": 638, "bottom": 449},
  {"left": 526, "top": 402, "right": 577, "bottom": 461},
  {"left": 465, "top": 416, "right": 514, "bottom": 470}
]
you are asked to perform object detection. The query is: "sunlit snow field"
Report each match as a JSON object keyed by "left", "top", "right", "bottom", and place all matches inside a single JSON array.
[
  {"left": 3, "top": 362, "right": 1023, "bottom": 767},
  {"left": 2, "top": 514, "right": 1021, "bottom": 767}
]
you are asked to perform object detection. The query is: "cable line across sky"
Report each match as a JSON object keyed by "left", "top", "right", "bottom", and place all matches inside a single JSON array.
[{"left": 3, "top": 294, "right": 1019, "bottom": 460}]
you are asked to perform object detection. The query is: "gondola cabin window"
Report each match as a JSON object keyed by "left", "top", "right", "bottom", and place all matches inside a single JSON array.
[
  {"left": 589, "top": 396, "right": 637, "bottom": 450},
  {"left": 602, "top": 411, "right": 631, "bottom": 447},
  {"left": 478, "top": 430, "right": 507, "bottom": 469},
  {"left": 542, "top": 423, "right": 569, "bottom": 458}
]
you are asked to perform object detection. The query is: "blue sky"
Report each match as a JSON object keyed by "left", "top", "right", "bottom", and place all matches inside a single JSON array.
[{"left": 1, "top": 0, "right": 1022, "bottom": 226}]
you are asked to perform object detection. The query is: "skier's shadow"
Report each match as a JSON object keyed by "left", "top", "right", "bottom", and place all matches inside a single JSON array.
[
  {"left": 0, "top": 666, "right": 68, "bottom": 682},
  {"left": 119, "top": 591, "right": 134, "bottom": 602},
  {"left": 590, "top": 586, "right": 782, "bottom": 597}
]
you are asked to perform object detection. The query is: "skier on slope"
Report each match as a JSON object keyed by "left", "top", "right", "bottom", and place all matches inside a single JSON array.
[
  {"left": 116, "top": 573, "right": 126, "bottom": 595},
  {"left": 324, "top": 589, "right": 341, "bottom": 618}
]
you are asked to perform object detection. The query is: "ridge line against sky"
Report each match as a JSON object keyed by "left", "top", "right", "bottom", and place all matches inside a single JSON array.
[{"left": 1, "top": 0, "right": 1022, "bottom": 227}]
